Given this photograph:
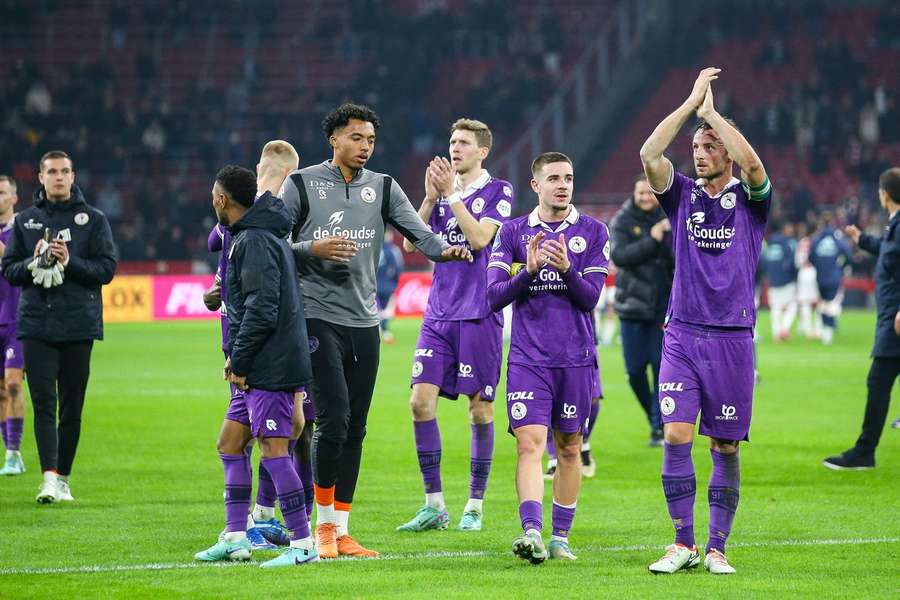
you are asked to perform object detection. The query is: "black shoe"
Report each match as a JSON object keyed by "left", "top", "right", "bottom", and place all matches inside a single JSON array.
[
  {"left": 648, "top": 429, "right": 664, "bottom": 448},
  {"left": 823, "top": 449, "right": 875, "bottom": 471},
  {"left": 543, "top": 463, "right": 556, "bottom": 480}
]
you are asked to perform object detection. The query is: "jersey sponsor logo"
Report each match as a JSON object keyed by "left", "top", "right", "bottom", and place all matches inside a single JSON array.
[
  {"left": 471, "top": 197, "right": 485, "bottom": 214},
  {"left": 328, "top": 211, "right": 345, "bottom": 228},
  {"left": 446, "top": 217, "right": 458, "bottom": 231},
  {"left": 318, "top": 189, "right": 328, "bottom": 199},
  {"left": 720, "top": 192, "right": 737, "bottom": 210},
  {"left": 309, "top": 337, "right": 319, "bottom": 353},
  {"left": 458, "top": 362, "right": 474, "bottom": 378},
  {"left": 510, "top": 401, "right": 528, "bottom": 420},
  {"left": 412, "top": 360, "right": 424, "bottom": 378},
  {"left": 441, "top": 217, "right": 467, "bottom": 245},
  {"left": 74, "top": 212, "right": 89, "bottom": 226},
  {"left": 568, "top": 235, "right": 587, "bottom": 254},
  {"left": 659, "top": 382, "right": 684, "bottom": 392},
  {"left": 685, "top": 211, "right": 736, "bottom": 250},
  {"left": 507, "top": 391, "right": 535, "bottom": 401},
  {"left": 361, "top": 186, "right": 377, "bottom": 203},
  {"left": 715, "top": 405, "right": 739, "bottom": 421},
  {"left": 266, "top": 419, "right": 278, "bottom": 431},
  {"left": 415, "top": 348, "right": 434, "bottom": 358},
  {"left": 24, "top": 218, "right": 43, "bottom": 230},
  {"left": 538, "top": 269, "right": 564, "bottom": 283},
  {"left": 497, "top": 200, "right": 511, "bottom": 218},
  {"left": 660, "top": 396, "right": 676, "bottom": 416},
  {"left": 308, "top": 179, "right": 335, "bottom": 189},
  {"left": 561, "top": 403, "right": 578, "bottom": 419},
  {"left": 816, "top": 237, "right": 838, "bottom": 257},
  {"left": 314, "top": 211, "right": 378, "bottom": 244}
]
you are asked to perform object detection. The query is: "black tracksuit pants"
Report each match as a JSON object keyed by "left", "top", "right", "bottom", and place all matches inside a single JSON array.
[{"left": 854, "top": 356, "right": 900, "bottom": 457}]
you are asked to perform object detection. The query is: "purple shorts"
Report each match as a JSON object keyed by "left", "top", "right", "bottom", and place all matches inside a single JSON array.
[
  {"left": 224, "top": 383, "right": 250, "bottom": 427},
  {"left": 246, "top": 388, "right": 294, "bottom": 438},
  {"left": 591, "top": 365, "right": 602, "bottom": 399},
  {"left": 0, "top": 324, "right": 24, "bottom": 371},
  {"left": 411, "top": 315, "right": 502, "bottom": 401},
  {"left": 295, "top": 386, "right": 316, "bottom": 424},
  {"left": 658, "top": 321, "right": 755, "bottom": 441},
  {"left": 505, "top": 363, "right": 593, "bottom": 434}
]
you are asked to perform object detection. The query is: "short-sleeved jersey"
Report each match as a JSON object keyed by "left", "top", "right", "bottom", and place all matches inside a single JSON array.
[
  {"left": 0, "top": 220, "right": 21, "bottom": 326},
  {"left": 488, "top": 206, "right": 609, "bottom": 367},
  {"left": 653, "top": 166, "right": 771, "bottom": 328},
  {"left": 426, "top": 171, "right": 514, "bottom": 321}
]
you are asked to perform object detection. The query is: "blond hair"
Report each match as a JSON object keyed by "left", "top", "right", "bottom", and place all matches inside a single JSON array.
[
  {"left": 259, "top": 140, "right": 299, "bottom": 176},
  {"left": 450, "top": 118, "right": 492, "bottom": 150}
]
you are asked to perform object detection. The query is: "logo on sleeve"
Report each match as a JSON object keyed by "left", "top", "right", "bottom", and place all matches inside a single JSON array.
[
  {"left": 603, "top": 240, "right": 610, "bottom": 261},
  {"left": 492, "top": 225, "right": 503, "bottom": 250},
  {"left": 361, "top": 186, "right": 377, "bottom": 203},
  {"left": 568, "top": 236, "right": 587, "bottom": 254},
  {"left": 720, "top": 192, "right": 737, "bottom": 210},
  {"left": 503, "top": 185, "right": 512, "bottom": 198},
  {"left": 660, "top": 396, "right": 676, "bottom": 416},
  {"left": 74, "top": 213, "right": 89, "bottom": 226},
  {"left": 471, "top": 197, "right": 485, "bottom": 214},
  {"left": 497, "top": 200, "right": 511, "bottom": 218}
]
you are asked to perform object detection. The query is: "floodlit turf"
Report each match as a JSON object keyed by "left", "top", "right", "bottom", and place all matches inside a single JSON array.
[{"left": 1, "top": 312, "right": 898, "bottom": 599}]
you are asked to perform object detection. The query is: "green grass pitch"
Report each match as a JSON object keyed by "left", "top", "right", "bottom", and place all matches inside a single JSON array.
[{"left": 0, "top": 312, "right": 898, "bottom": 599}]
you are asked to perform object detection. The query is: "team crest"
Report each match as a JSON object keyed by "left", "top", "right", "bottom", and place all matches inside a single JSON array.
[
  {"left": 471, "top": 197, "right": 485, "bottom": 214},
  {"left": 510, "top": 402, "right": 527, "bottom": 420},
  {"left": 497, "top": 200, "right": 511, "bottom": 218},
  {"left": 74, "top": 212, "right": 89, "bottom": 226},
  {"left": 568, "top": 236, "right": 587, "bottom": 254},
  {"left": 412, "top": 361, "right": 424, "bottom": 378},
  {"left": 361, "top": 186, "right": 377, "bottom": 203},
  {"left": 720, "top": 192, "right": 737, "bottom": 210},
  {"left": 309, "top": 337, "right": 319, "bottom": 353},
  {"left": 660, "top": 396, "right": 676, "bottom": 416}
]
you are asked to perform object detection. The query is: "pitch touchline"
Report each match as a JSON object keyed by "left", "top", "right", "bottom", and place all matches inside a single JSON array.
[{"left": 2, "top": 537, "right": 896, "bottom": 576}]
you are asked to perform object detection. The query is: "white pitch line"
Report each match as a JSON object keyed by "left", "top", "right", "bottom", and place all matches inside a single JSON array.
[{"left": 1, "top": 537, "right": 895, "bottom": 576}]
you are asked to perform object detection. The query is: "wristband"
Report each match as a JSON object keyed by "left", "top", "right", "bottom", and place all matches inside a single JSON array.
[{"left": 446, "top": 192, "right": 462, "bottom": 206}]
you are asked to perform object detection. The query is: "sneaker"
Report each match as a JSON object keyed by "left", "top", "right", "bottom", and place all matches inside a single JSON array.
[
  {"left": 823, "top": 449, "right": 875, "bottom": 471},
  {"left": 396, "top": 505, "right": 450, "bottom": 532},
  {"left": 548, "top": 539, "right": 577, "bottom": 560},
  {"left": 56, "top": 479, "right": 74, "bottom": 502},
  {"left": 247, "top": 526, "right": 277, "bottom": 551},
  {"left": 382, "top": 331, "right": 395, "bottom": 344},
  {"left": 253, "top": 517, "right": 290, "bottom": 546},
  {"left": 457, "top": 509, "right": 482, "bottom": 531},
  {"left": 0, "top": 451, "right": 25, "bottom": 475},
  {"left": 337, "top": 534, "right": 379, "bottom": 558},
  {"left": 581, "top": 450, "right": 596, "bottom": 478},
  {"left": 648, "top": 543, "right": 701, "bottom": 574},
  {"left": 260, "top": 546, "right": 319, "bottom": 568},
  {"left": 36, "top": 473, "right": 58, "bottom": 504},
  {"left": 512, "top": 530, "right": 548, "bottom": 565},
  {"left": 648, "top": 429, "right": 664, "bottom": 448},
  {"left": 891, "top": 417, "right": 900, "bottom": 429},
  {"left": 316, "top": 523, "right": 339, "bottom": 559},
  {"left": 194, "top": 536, "right": 252, "bottom": 562},
  {"left": 704, "top": 548, "right": 736, "bottom": 574},
  {"left": 543, "top": 463, "right": 557, "bottom": 481}
]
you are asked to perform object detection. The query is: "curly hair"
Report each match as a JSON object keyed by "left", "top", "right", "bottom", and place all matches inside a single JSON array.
[
  {"left": 322, "top": 103, "right": 380, "bottom": 139},
  {"left": 215, "top": 165, "right": 256, "bottom": 208}
]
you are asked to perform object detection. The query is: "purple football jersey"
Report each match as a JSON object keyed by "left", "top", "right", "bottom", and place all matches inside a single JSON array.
[
  {"left": 0, "top": 220, "right": 22, "bottom": 326},
  {"left": 208, "top": 223, "right": 231, "bottom": 352},
  {"left": 425, "top": 172, "right": 514, "bottom": 321},
  {"left": 653, "top": 169, "right": 770, "bottom": 328},
  {"left": 488, "top": 206, "right": 610, "bottom": 367}
]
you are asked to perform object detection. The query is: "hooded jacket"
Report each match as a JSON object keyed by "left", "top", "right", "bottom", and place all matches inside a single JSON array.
[
  {"left": 226, "top": 192, "right": 312, "bottom": 390},
  {"left": 609, "top": 197, "right": 674, "bottom": 323},
  {"left": 2, "top": 185, "right": 117, "bottom": 342}
]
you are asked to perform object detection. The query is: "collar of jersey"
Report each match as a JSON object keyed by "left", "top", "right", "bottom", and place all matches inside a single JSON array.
[
  {"left": 528, "top": 205, "right": 579, "bottom": 232},
  {"left": 694, "top": 176, "right": 741, "bottom": 198},
  {"left": 452, "top": 169, "right": 491, "bottom": 198}
]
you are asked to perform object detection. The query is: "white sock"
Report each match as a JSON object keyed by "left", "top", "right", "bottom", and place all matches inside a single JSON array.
[
  {"left": 525, "top": 527, "right": 541, "bottom": 538},
  {"left": 335, "top": 509, "right": 349, "bottom": 538},
  {"left": 553, "top": 499, "right": 577, "bottom": 509},
  {"left": 547, "top": 458, "right": 557, "bottom": 469},
  {"left": 425, "top": 492, "right": 445, "bottom": 510},
  {"left": 551, "top": 534, "right": 568, "bottom": 543},
  {"left": 581, "top": 441, "right": 591, "bottom": 452},
  {"left": 464, "top": 498, "right": 483, "bottom": 513},
  {"left": 316, "top": 503, "right": 335, "bottom": 526},
  {"left": 224, "top": 531, "right": 247, "bottom": 542},
  {"left": 252, "top": 504, "right": 275, "bottom": 522},
  {"left": 290, "top": 536, "right": 314, "bottom": 550},
  {"left": 42, "top": 471, "right": 57, "bottom": 484}
]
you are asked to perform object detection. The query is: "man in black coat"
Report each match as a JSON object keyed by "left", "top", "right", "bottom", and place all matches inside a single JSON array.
[
  {"left": 1, "top": 151, "right": 117, "bottom": 503},
  {"left": 609, "top": 174, "right": 675, "bottom": 447},
  {"left": 824, "top": 167, "right": 900, "bottom": 470}
]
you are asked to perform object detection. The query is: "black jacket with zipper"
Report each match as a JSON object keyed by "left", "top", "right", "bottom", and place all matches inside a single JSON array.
[
  {"left": 2, "top": 186, "right": 117, "bottom": 342},
  {"left": 609, "top": 197, "right": 674, "bottom": 323}
]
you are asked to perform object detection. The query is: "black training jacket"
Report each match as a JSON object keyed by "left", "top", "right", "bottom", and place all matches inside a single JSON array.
[{"left": 859, "top": 211, "right": 900, "bottom": 358}]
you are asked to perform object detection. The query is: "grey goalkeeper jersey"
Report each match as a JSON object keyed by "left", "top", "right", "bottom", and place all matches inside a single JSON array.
[{"left": 281, "top": 161, "right": 450, "bottom": 328}]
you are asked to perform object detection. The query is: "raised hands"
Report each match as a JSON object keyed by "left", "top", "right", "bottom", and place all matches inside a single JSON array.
[
  {"left": 427, "top": 157, "right": 456, "bottom": 199},
  {"left": 541, "top": 234, "right": 571, "bottom": 274},
  {"left": 526, "top": 231, "right": 546, "bottom": 275},
  {"left": 687, "top": 67, "right": 720, "bottom": 110}
]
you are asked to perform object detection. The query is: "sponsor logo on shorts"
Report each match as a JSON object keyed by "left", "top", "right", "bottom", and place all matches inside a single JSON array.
[
  {"left": 5, "top": 348, "right": 14, "bottom": 360},
  {"left": 561, "top": 403, "right": 578, "bottom": 419},
  {"left": 659, "top": 382, "right": 684, "bottom": 392},
  {"left": 471, "top": 197, "right": 485, "bottom": 214},
  {"left": 660, "top": 396, "right": 676, "bottom": 416},
  {"left": 415, "top": 348, "right": 434, "bottom": 358},
  {"left": 458, "top": 363, "right": 474, "bottom": 378},
  {"left": 309, "top": 337, "right": 319, "bottom": 353},
  {"left": 361, "top": 186, "right": 377, "bottom": 203},
  {"left": 507, "top": 391, "right": 535, "bottom": 401},
  {"left": 715, "top": 405, "right": 739, "bottom": 421},
  {"left": 266, "top": 419, "right": 277, "bottom": 431},
  {"left": 412, "top": 361, "right": 424, "bottom": 378},
  {"left": 484, "top": 385, "right": 493, "bottom": 397},
  {"left": 510, "top": 401, "right": 527, "bottom": 420}
]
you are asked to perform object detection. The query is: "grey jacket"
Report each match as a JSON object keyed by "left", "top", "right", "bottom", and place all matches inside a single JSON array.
[{"left": 281, "top": 161, "right": 450, "bottom": 327}]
